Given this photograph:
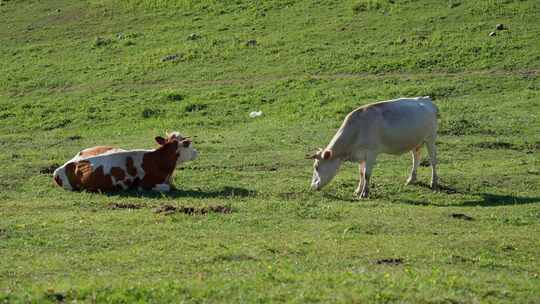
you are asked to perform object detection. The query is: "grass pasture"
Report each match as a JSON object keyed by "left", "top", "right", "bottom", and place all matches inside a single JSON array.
[{"left": 1, "top": 0, "right": 539, "bottom": 302}]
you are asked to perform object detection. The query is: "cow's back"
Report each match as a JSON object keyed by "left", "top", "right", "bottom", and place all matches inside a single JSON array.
[
  {"left": 341, "top": 97, "right": 437, "bottom": 155},
  {"left": 376, "top": 97, "right": 437, "bottom": 154}
]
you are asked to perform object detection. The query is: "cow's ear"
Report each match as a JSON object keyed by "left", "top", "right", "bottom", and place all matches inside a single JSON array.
[
  {"left": 322, "top": 149, "right": 333, "bottom": 160},
  {"left": 155, "top": 136, "right": 167, "bottom": 145}
]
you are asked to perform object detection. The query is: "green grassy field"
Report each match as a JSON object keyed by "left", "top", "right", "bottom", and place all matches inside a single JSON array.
[{"left": 1, "top": 0, "right": 539, "bottom": 302}]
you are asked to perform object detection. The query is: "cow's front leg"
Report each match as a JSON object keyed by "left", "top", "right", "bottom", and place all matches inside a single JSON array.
[
  {"left": 354, "top": 161, "right": 365, "bottom": 196},
  {"left": 151, "top": 183, "right": 171, "bottom": 192},
  {"left": 406, "top": 146, "right": 421, "bottom": 185},
  {"left": 357, "top": 153, "right": 377, "bottom": 199}
]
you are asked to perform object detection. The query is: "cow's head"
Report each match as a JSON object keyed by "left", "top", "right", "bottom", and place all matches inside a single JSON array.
[
  {"left": 155, "top": 131, "right": 198, "bottom": 165},
  {"left": 308, "top": 148, "right": 342, "bottom": 191}
]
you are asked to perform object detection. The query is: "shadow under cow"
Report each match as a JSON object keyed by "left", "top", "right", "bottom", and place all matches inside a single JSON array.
[{"left": 106, "top": 186, "right": 256, "bottom": 199}]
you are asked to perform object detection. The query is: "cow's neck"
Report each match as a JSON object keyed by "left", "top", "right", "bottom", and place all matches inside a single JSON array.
[
  {"left": 143, "top": 142, "right": 179, "bottom": 178},
  {"left": 327, "top": 127, "right": 355, "bottom": 159}
]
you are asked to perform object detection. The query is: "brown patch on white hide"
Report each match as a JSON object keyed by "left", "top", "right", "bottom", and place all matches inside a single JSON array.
[
  {"left": 79, "top": 146, "right": 118, "bottom": 158},
  {"left": 53, "top": 174, "right": 63, "bottom": 187},
  {"left": 126, "top": 157, "right": 137, "bottom": 177},
  {"left": 111, "top": 167, "right": 126, "bottom": 182},
  {"left": 140, "top": 141, "right": 179, "bottom": 190}
]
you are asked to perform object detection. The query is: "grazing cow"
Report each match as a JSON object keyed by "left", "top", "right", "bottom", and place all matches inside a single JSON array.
[
  {"left": 309, "top": 97, "right": 439, "bottom": 198},
  {"left": 53, "top": 132, "right": 198, "bottom": 192}
]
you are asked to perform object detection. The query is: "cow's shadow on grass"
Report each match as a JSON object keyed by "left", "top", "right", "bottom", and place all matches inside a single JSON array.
[
  {"left": 105, "top": 186, "right": 255, "bottom": 199},
  {"left": 398, "top": 183, "right": 540, "bottom": 207},
  {"left": 460, "top": 193, "right": 540, "bottom": 207}
]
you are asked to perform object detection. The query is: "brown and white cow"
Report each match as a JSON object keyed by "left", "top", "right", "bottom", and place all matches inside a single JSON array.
[
  {"left": 309, "top": 97, "right": 439, "bottom": 198},
  {"left": 53, "top": 132, "right": 198, "bottom": 192}
]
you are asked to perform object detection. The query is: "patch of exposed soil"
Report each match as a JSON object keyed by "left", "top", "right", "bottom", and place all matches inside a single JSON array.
[
  {"left": 67, "top": 135, "right": 82, "bottom": 141},
  {"left": 450, "top": 255, "right": 472, "bottom": 264},
  {"left": 108, "top": 202, "right": 142, "bottom": 210},
  {"left": 39, "top": 163, "right": 60, "bottom": 174},
  {"left": 472, "top": 141, "right": 516, "bottom": 150},
  {"left": 45, "top": 289, "right": 65, "bottom": 302},
  {"left": 450, "top": 213, "right": 474, "bottom": 221},
  {"left": 279, "top": 192, "right": 304, "bottom": 200},
  {"left": 213, "top": 254, "right": 258, "bottom": 262},
  {"left": 153, "top": 204, "right": 232, "bottom": 215},
  {"left": 376, "top": 258, "right": 403, "bottom": 265},
  {"left": 502, "top": 245, "right": 516, "bottom": 251}
]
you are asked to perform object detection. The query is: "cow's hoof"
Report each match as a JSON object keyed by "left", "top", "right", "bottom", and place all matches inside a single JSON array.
[
  {"left": 355, "top": 192, "right": 369, "bottom": 199},
  {"left": 406, "top": 176, "right": 416, "bottom": 185}
]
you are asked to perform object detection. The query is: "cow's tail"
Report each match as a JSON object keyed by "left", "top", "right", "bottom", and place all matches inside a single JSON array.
[{"left": 422, "top": 96, "right": 440, "bottom": 118}]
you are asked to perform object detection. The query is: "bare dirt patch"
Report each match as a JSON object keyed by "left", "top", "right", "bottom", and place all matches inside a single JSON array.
[
  {"left": 108, "top": 202, "right": 142, "bottom": 210},
  {"left": 450, "top": 213, "right": 475, "bottom": 221},
  {"left": 39, "top": 163, "right": 60, "bottom": 174},
  {"left": 153, "top": 204, "right": 232, "bottom": 215},
  {"left": 472, "top": 141, "right": 516, "bottom": 150},
  {"left": 376, "top": 258, "right": 404, "bottom": 265},
  {"left": 213, "top": 254, "right": 258, "bottom": 262}
]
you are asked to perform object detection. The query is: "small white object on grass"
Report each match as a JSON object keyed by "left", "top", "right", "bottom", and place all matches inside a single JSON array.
[{"left": 249, "top": 111, "right": 263, "bottom": 118}]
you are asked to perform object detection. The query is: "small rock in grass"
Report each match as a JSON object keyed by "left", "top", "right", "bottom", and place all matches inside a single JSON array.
[
  {"left": 187, "top": 33, "right": 200, "bottom": 40},
  {"left": 245, "top": 39, "right": 257, "bottom": 47},
  {"left": 94, "top": 37, "right": 111, "bottom": 47},
  {"left": 249, "top": 111, "right": 262, "bottom": 118},
  {"left": 161, "top": 54, "right": 179, "bottom": 62}
]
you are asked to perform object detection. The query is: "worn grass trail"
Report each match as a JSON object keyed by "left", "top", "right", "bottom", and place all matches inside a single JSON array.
[{"left": 1, "top": 0, "right": 539, "bottom": 302}]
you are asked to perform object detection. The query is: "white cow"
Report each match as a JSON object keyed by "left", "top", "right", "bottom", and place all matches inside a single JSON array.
[{"left": 309, "top": 97, "right": 439, "bottom": 198}]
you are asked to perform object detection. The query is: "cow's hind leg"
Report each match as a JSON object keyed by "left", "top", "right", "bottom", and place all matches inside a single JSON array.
[
  {"left": 358, "top": 153, "right": 377, "bottom": 199},
  {"left": 354, "top": 161, "right": 366, "bottom": 196},
  {"left": 406, "top": 146, "right": 422, "bottom": 185},
  {"left": 425, "top": 138, "right": 438, "bottom": 190}
]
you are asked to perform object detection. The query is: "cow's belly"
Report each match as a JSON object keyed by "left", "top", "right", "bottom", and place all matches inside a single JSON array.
[
  {"left": 379, "top": 136, "right": 425, "bottom": 155},
  {"left": 378, "top": 121, "right": 434, "bottom": 155}
]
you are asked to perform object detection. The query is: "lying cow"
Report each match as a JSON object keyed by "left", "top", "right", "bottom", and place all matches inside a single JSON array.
[
  {"left": 53, "top": 132, "right": 198, "bottom": 192},
  {"left": 309, "top": 97, "right": 439, "bottom": 198}
]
